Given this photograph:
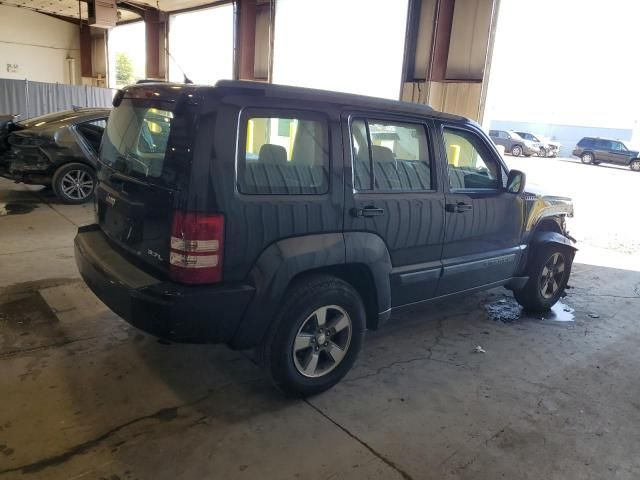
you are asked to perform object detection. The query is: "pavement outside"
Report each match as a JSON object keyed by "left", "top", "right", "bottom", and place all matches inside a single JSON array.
[{"left": 1, "top": 157, "right": 639, "bottom": 480}]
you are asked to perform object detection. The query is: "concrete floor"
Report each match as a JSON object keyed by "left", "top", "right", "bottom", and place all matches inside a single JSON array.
[{"left": 1, "top": 159, "right": 640, "bottom": 480}]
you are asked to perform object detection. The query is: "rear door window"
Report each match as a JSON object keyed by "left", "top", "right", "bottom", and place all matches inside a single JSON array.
[
  {"left": 350, "top": 118, "right": 432, "bottom": 192},
  {"left": 76, "top": 118, "right": 107, "bottom": 153},
  {"left": 238, "top": 112, "right": 330, "bottom": 195}
]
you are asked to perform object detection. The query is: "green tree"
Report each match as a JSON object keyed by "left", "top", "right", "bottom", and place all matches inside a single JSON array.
[{"left": 115, "top": 52, "right": 135, "bottom": 86}]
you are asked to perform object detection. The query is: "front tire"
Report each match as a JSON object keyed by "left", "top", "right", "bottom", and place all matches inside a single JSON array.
[
  {"left": 511, "top": 145, "right": 523, "bottom": 157},
  {"left": 514, "top": 244, "right": 574, "bottom": 312},
  {"left": 630, "top": 159, "right": 640, "bottom": 171},
  {"left": 52, "top": 163, "right": 96, "bottom": 204},
  {"left": 260, "top": 275, "right": 366, "bottom": 397}
]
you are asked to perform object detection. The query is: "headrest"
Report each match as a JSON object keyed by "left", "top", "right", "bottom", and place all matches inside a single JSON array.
[
  {"left": 259, "top": 144, "right": 288, "bottom": 164},
  {"left": 371, "top": 145, "right": 395, "bottom": 163}
]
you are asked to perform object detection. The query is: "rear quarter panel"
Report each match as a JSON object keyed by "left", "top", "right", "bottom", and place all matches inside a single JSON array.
[{"left": 188, "top": 96, "right": 346, "bottom": 284}]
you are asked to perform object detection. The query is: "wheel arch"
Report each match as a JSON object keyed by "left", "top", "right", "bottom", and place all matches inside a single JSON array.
[
  {"left": 230, "top": 232, "right": 392, "bottom": 349},
  {"left": 533, "top": 217, "right": 563, "bottom": 235},
  {"left": 287, "top": 263, "right": 380, "bottom": 332},
  {"left": 52, "top": 159, "right": 96, "bottom": 175},
  {"left": 516, "top": 217, "right": 576, "bottom": 276}
]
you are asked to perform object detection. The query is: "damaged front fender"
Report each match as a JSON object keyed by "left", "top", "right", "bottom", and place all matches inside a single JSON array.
[{"left": 522, "top": 186, "right": 574, "bottom": 241}]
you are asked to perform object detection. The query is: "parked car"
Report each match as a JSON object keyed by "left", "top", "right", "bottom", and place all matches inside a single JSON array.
[
  {"left": 572, "top": 137, "right": 640, "bottom": 171},
  {"left": 0, "top": 108, "right": 110, "bottom": 203},
  {"left": 514, "top": 131, "right": 560, "bottom": 158},
  {"left": 75, "top": 81, "right": 576, "bottom": 396},
  {"left": 489, "top": 129, "right": 540, "bottom": 157}
]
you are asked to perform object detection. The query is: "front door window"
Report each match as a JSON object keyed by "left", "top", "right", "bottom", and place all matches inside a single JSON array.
[{"left": 443, "top": 128, "right": 502, "bottom": 190}]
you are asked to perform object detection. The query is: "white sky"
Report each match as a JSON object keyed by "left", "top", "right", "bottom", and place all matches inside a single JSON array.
[
  {"left": 168, "top": 4, "right": 234, "bottom": 84},
  {"left": 485, "top": 0, "right": 640, "bottom": 129},
  {"left": 273, "top": 0, "right": 409, "bottom": 99}
]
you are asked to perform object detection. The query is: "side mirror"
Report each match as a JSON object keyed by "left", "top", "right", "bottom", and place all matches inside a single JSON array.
[{"left": 507, "top": 169, "right": 526, "bottom": 194}]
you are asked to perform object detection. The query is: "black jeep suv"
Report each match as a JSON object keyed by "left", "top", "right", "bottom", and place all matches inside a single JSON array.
[
  {"left": 75, "top": 81, "right": 576, "bottom": 395},
  {"left": 572, "top": 137, "right": 640, "bottom": 171}
]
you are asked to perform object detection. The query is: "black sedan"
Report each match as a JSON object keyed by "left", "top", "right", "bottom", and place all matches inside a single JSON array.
[{"left": 0, "top": 108, "right": 110, "bottom": 203}]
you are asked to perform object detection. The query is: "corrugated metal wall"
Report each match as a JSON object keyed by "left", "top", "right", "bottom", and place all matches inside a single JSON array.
[{"left": 0, "top": 78, "right": 114, "bottom": 120}]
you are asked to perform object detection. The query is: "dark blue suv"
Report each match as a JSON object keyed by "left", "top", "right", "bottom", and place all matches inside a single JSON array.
[
  {"left": 74, "top": 81, "right": 576, "bottom": 395},
  {"left": 573, "top": 137, "right": 640, "bottom": 171}
]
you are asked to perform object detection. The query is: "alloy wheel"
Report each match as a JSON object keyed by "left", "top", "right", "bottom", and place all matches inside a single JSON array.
[
  {"left": 292, "top": 305, "right": 352, "bottom": 378},
  {"left": 539, "top": 252, "right": 566, "bottom": 300},
  {"left": 631, "top": 160, "right": 640, "bottom": 171},
  {"left": 512, "top": 146, "right": 522, "bottom": 157},
  {"left": 60, "top": 169, "right": 94, "bottom": 201},
  {"left": 581, "top": 153, "right": 593, "bottom": 164}
]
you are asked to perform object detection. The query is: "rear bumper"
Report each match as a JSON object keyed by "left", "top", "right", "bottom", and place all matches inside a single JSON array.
[
  {"left": 74, "top": 225, "right": 255, "bottom": 344},
  {"left": 0, "top": 158, "right": 52, "bottom": 184}
]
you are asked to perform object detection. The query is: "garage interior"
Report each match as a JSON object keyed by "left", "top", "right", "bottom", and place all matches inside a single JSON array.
[{"left": 1, "top": 1, "right": 640, "bottom": 479}]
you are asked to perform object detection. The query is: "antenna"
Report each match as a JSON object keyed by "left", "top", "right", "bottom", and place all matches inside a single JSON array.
[{"left": 167, "top": 50, "right": 193, "bottom": 84}]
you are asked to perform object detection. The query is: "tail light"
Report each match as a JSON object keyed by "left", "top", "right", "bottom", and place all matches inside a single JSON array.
[{"left": 169, "top": 210, "right": 224, "bottom": 284}]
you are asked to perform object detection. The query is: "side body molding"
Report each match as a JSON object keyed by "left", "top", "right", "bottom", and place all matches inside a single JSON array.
[
  {"left": 344, "top": 232, "right": 393, "bottom": 327},
  {"left": 231, "top": 233, "right": 346, "bottom": 349}
]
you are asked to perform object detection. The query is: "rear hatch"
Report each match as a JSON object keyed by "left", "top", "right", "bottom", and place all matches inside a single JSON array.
[{"left": 96, "top": 86, "right": 197, "bottom": 276}]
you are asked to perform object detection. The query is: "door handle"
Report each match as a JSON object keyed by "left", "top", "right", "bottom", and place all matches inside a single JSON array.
[
  {"left": 445, "top": 202, "right": 473, "bottom": 213},
  {"left": 352, "top": 206, "right": 385, "bottom": 217}
]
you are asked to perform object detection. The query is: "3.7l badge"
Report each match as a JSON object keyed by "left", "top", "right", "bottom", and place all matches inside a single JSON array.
[{"left": 105, "top": 194, "right": 116, "bottom": 206}]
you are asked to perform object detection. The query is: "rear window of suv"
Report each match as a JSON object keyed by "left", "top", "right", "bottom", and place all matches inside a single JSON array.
[
  {"left": 238, "top": 112, "right": 330, "bottom": 195},
  {"left": 578, "top": 138, "right": 595, "bottom": 148},
  {"left": 100, "top": 100, "right": 181, "bottom": 185}
]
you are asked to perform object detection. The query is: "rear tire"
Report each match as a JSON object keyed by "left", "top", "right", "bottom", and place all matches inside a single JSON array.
[
  {"left": 260, "top": 274, "right": 366, "bottom": 397},
  {"left": 630, "top": 159, "right": 640, "bottom": 171},
  {"left": 514, "top": 244, "right": 574, "bottom": 312},
  {"left": 52, "top": 163, "right": 96, "bottom": 204},
  {"left": 511, "top": 145, "right": 523, "bottom": 157},
  {"left": 581, "top": 152, "right": 594, "bottom": 165}
]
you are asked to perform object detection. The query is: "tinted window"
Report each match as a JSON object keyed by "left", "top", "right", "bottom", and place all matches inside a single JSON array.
[
  {"left": 595, "top": 139, "right": 612, "bottom": 150},
  {"left": 351, "top": 118, "right": 432, "bottom": 192},
  {"left": 239, "top": 114, "right": 329, "bottom": 195},
  {"left": 578, "top": 138, "right": 595, "bottom": 148},
  {"left": 76, "top": 118, "right": 107, "bottom": 153},
  {"left": 612, "top": 141, "right": 626, "bottom": 151},
  {"left": 101, "top": 102, "right": 174, "bottom": 180},
  {"left": 443, "top": 128, "right": 501, "bottom": 190}
]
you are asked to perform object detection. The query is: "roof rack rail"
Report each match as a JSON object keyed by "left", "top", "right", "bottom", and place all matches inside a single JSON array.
[{"left": 135, "top": 79, "right": 168, "bottom": 84}]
